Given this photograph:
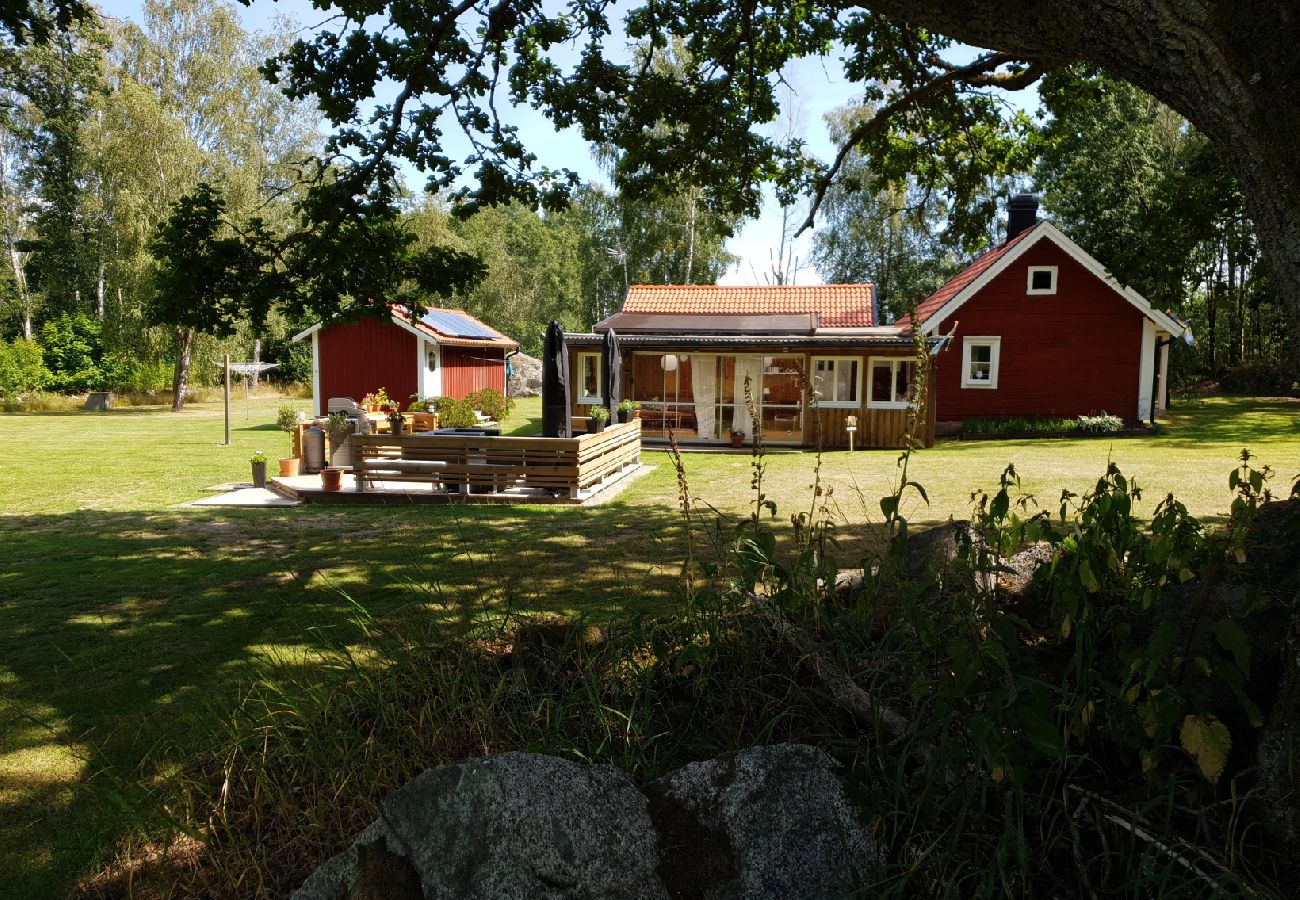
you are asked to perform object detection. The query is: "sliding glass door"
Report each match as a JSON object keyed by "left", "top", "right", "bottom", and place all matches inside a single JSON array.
[{"left": 629, "top": 352, "right": 805, "bottom": 445}]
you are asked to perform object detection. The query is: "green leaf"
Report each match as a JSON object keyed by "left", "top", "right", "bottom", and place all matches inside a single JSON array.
[
  {"left": 879, "top": 496, "right": 898, "bottom": 517},
  {"left": 1180, "top": 713, "right": 1231, "bottom": 782},
  {"left": 1078, "top": 559, "right": 1099, "bottom": 592},
  {"left": 1214, "top": 619, "right": 1251, "bottom": 674},
  {"left": 1019, "top": 706, "right": 1064, "bottom": 759}
]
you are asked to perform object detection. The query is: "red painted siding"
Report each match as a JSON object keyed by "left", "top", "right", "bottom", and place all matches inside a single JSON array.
[
  {"left": 441, "top": 346, "right": 506, "bottom": 398},
  {"left": 932, "top": 241, "right": 1145, "bottom": 422},
  {"left": 318, "top": 318, "right": 419, "bottom": 410}
]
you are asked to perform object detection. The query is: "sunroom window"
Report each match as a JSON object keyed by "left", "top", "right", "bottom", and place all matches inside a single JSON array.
[
  {"left": 811, "top": 357, "right": 860, "bottom": 408},
  {"left": 867, "top": 358, "right": 916, "bottom": 409},
  {"left": 577, "top": 352, "right": 602, "bottom": 404}
]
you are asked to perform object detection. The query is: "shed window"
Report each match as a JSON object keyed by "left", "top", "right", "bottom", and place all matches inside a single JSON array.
[
  {"left": 577, "top": 352, "right": 602, "bottom": 404},
  {"left": 811, "top": 357, "right": 860, "bottom": 408},
  {"left": 1027, "top": 266, "right": 1058, "bottom": 294},
  {"left": 961, "top": 337, "right": 1001, "bottom": 389},
  {"left": 867, "top": 357, "right": 916, "bottom": 409}
]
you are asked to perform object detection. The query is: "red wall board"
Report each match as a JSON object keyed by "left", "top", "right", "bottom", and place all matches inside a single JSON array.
[
  {"left": 441, "top": 346, "right": 506, "bottom": 398},
  {"left": 932, "top": 241, "right": 1146, "bottom": 422},
  {"left": 318, "top": 318, "right": 419, "bottom": 410}
]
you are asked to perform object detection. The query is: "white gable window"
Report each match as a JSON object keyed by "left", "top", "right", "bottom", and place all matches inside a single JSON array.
[
  {"left": 867, "top": 357, "right": 916, "bottom": 409},
  {"left": 577, "top": 352, "right": 602, "bottom": 404},
  {"left": 1027, "top": 265, "right": 1058, "bottom": 294},
  {"left": 961, "top": 337, "right": 1001, "bottom": 389},
  {"left": 811, "top": 357, "right": 861, "bottom": 408}
]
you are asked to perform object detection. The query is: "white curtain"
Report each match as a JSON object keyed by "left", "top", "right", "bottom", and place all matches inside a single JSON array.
[
  {"left": 692, "top": 354, "right": 717, "bottom": 440},
  {"left": 731, "top": 356, "right": 763, "bottom": 441}
]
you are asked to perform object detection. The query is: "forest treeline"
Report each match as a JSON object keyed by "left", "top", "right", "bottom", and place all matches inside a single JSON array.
[{"left": 0, "top": 0, "right": 1291, "bottom": 406}]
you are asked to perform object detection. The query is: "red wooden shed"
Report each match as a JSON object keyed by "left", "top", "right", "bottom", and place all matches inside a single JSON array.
[
  {"left": 905, "top": 196, "right": 1188, "bottom": 426},
  {"left": 292, "top": 308, "right": 518, "bottom": 416}
]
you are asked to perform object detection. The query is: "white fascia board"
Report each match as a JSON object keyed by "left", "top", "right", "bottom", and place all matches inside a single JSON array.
[
  {"left": 292, "top": 316, "right": 441, "bottom": 345},
  {"left": 920, "top": 221, "right": 1186, "bottom": 338}
]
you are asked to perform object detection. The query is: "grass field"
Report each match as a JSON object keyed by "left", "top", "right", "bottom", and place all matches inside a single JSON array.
[{"left": 1, "top": 393, "right": 1297, "bottom": 896}]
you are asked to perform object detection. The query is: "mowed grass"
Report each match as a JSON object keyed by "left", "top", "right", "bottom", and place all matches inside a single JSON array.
[{"left": 1, "top": 392, "right": 1297, "bottom": 897}]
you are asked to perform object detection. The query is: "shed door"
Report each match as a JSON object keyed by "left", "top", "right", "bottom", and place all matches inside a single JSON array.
[{"left": 419, "top": 340, "right": 442, "bottom": 399}]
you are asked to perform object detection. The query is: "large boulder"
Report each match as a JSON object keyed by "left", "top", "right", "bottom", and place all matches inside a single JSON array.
[
  {"left": 645, "top": 744, "right": 875, "bottom": 899},
  {"left": 508, "top": 352, "right": 543, "bottom": 398},
  {"left": 293, "top": 753, "right": 667, "bottom": 900},
  {"left": 294, "top": 745, "right": 874, "bottom": 900}
]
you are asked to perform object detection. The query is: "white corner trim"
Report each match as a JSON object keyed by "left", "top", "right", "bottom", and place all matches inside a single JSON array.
[
  {"left": 961, "top": 336, "right": 1001, "bottom": 390},
  {"left": 1026, "top": 265, "right": 1058, "bottom": 295},
  {"left": 310, "top": 330, "right": 321, "bottom": 417},
  {"left": 1137, "top": 319, "right": 1156, "bottom": 422},
  {"left": 920, "top": 222, "right": 1185, "bottom": 338}
]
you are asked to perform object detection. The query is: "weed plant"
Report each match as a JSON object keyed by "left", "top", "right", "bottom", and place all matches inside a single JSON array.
[{"left": 93, "top": 343, "right": 1297, "bottom": 898}]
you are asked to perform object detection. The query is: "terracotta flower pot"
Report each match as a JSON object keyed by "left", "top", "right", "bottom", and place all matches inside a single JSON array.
[
  {"left": 320, "top": 467, "right": 343, "bottom": 491},
  {"left": 730, "top": 434, "right": 744, "bottom": 448},
  {"left": 279, "top": 457, "right": 300, "bottom": 477},
  {"left": 251, "top": 460, "right": 267, "bottom": 488},
  {"left": 633, "top": 409, "right": 642, "bottom": 419}
]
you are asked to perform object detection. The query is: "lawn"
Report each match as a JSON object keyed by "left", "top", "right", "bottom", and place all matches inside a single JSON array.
[{"left": 1, "top": 393, "right": 1297, "bottom": 896}]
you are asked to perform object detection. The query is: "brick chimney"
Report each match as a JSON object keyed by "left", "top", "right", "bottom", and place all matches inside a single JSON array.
[{"left": 1007, "top": 193, "right": 1039, "bottom": 240}]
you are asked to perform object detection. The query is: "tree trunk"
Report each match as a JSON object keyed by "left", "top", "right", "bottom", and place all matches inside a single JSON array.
[
  {"left": 857, "top": 0, "right": 1300, "bottom": 368},
  {"left": 251, "top": 338, "right": 262, "bottom": 388},
  {"left": 95, "top": 254, "right": 105, "bottom": 319},
  {"left": 683, "top": 187, "right": 697, "bottom": 285},
  {"left": 172, "top": 326, "right": 195, "bottom": 412},
  {"left": 1227, "top": 242, "right": 1240, "bottom": 366}
]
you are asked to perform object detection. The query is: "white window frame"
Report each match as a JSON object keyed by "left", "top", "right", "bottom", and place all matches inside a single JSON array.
[
  {"left": 810, "top": 356, "right": 862, "bottom": 409},
  {"left": 866, "top": 356, "right": 917, "bottom": 409},
  {"left": 576, "top": 351, "right": 603, "bottom": 405},
  {"left": 961, "top": 337, "right": 1001, "bottom": 389},
  {"left": 1026, "top": 265, "right": 1058, "bottom": 295}
]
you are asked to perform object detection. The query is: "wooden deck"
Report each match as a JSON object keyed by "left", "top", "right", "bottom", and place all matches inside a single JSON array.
[{"left": 274, "top": 421, "right": 644, "bottom": 505}]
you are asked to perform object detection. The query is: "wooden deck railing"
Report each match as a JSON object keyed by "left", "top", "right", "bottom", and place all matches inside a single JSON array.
[{"left": 350, "top": 421, "right": 641, "bottom": 499}]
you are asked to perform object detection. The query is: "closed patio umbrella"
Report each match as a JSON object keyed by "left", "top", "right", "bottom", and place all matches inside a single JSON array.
[
  {"left": 541, "top": 320, "right": 571, "bottom": 438},
  {"left": 602, "top": 328, "right": 622, "bottom": 423}
]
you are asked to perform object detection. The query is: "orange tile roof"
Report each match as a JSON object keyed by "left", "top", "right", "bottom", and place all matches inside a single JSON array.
[
  {"left": 904, "top": 224, "right": 1041, "bottom": 328},
  {"left": 621, "top": 284, "right": 877, "bottom": 328}
]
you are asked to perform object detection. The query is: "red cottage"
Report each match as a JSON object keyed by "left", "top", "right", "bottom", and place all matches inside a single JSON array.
[
  {"left": 292, "top": 308, "right": 518, "bottom": 417},
  {"left": 908, "top": 196, "right": 1188, "bottom": 427}
]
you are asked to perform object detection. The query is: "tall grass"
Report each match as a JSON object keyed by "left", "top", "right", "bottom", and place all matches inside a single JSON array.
[{"left": 84, "top": 362, "right": 1292, "bottom": 898}]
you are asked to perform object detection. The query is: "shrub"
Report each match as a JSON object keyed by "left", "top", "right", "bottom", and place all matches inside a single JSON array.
[
  {"left": 1218, "top": 364, "right": 1300, "bottom": 397},
  {"left": 1076, "top": 411, "right": 1124, "bottom": 433},
  {"left": 466, "top": 387, "right": 511, "bottom": 422},
  {"left": 434, "top": 396, "right": 477, "bottom": 428},
  {"left": 38, "top": 312, "right": 107, "bottom": 392},
  {"left": 0, "top": 338, "right": 51, "bottom": 396}
]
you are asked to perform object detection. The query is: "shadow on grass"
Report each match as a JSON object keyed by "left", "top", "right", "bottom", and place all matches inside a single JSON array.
[{"left": 0, "top": 499, "right": 688, "bottom": 896}]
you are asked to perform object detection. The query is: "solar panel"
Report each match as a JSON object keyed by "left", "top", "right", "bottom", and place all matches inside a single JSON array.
[{"left": 419, "top": 309, "right": 500, "bottom": 339}]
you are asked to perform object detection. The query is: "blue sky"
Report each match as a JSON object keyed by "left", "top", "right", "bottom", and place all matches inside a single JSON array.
[{"left": 97, "top": 0, "right": 1039, "bottom": 285}]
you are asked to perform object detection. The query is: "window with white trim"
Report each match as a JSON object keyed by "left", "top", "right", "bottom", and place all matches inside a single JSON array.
[
  {"left": 811, "top": 357, "right": 861, "bottom": 408},
  {"left": 1027, "top": 265, "right": 1057, "bottom": 294},
  {"left": 961, "top": 337, "right": 1001, "bottom": 389},
  {"left": 577, "top": 352, "right": 602, "bottom": 404},
  {"left": 867, "top": 357, "right": 917, "bottom": 409}
]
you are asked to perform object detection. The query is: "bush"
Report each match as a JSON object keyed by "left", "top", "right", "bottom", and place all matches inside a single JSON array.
[
  {"left": 963, "top": 413, "right": 1126, "bottom": 436},
  {"left": 1076, "top": 411, "right": 1124, "bottom": 433},
  {"left": 466, "top": 387, "right": 511, "bottom": 422},
  {"left": 1218, "top": 364, "right": 1300, "bottom": 397},
  {"left": 434, "top": 396, "right": 477, "bottom": 428},
  {"left": 0, "top": 338, "right": 51, "bottom": 396},
  {"left": 38, "top": 312, "right": 107, "bottom": 392}
]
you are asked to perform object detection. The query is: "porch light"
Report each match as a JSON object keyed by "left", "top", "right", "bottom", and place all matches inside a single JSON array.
[{"left": 661, "top": 354, "right": 678, "bottom": 372}]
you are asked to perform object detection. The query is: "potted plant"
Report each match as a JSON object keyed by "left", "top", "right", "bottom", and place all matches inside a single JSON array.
[
  {"left": 249, "top": 449, "right": 268, "bottom": 488},
  {"left": 730, "top": 429, "right": 745, "bottom": 448},
  {"left": 326, "top": 410, "right": 355, "bottom": 467},
  {"left": 276, "top": 404, "right": 303, "bottom": 477},
  {"left": 361, "top": 387, "right": 390, "bottom": 412},
  {"left": 587, "top": 405, "right": 610, "bottom": 433},
  {"left": 388, "top": 410, "right": 405, "bottom": 435},
  {"left": 617, "top": 399, "right": 640, "bottom": 421},
  {"left": 320, "top": 465, "right": 343, "bottom": 491}
]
